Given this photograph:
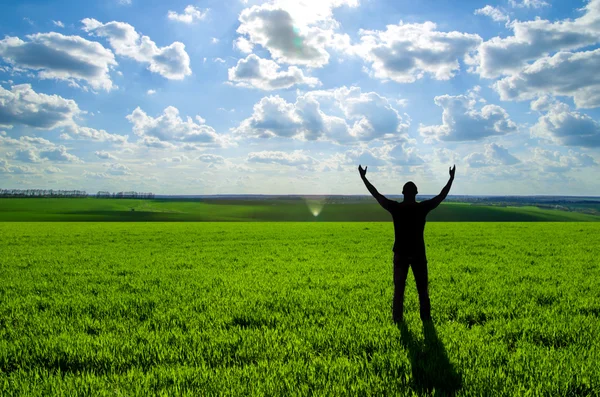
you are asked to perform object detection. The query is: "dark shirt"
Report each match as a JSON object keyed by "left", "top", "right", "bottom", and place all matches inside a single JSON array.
[{"left": 378, "top": 198, "right": 438, "bottom": 259}]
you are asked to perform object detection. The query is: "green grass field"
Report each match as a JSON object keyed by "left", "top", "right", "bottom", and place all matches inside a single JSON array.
[
  {"left": 1, "top": 198, "right": 598, "bottom": 222},
  {"left": 1, "top": 222, "right": 599, "bottom": 395}
]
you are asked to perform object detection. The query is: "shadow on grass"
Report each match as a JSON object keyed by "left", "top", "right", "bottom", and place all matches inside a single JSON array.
[{"left": 398, "top": 321, "right": 462, "bottom": 396}]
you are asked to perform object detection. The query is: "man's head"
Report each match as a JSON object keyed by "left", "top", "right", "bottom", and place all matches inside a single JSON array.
[{"left": 402, "top": 181, "right": 418, "bottom": 197}]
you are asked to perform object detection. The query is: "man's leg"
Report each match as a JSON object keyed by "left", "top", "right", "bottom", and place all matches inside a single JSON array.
[
  {"left": 393, "top": 254, "right": 409, "bottom": 323},
  {"left": 412, "top": 260, "right": 431, "bottom": 321}
]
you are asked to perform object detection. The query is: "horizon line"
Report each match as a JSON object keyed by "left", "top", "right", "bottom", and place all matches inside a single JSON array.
[{"left": 152, "top": 194, "right": 600, "bottom": 198}]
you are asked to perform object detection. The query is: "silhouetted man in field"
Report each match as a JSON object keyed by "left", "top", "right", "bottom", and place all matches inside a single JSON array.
[{"left": 359, "top": 164, "right": 456, "bottom": 323}]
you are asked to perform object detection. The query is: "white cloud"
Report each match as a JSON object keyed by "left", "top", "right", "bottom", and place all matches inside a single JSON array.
[
  {"left": 234, "top": 37, "right": 254, "bottom": 53},
  {"left": 274, "top": 0, "right": 359, "bottom": 26},
  {"left": 236, "top": 0, "right": 358, "bottom": 68},
  {"left": 45, "top": 166, "right": 62, "bottom": 174},
  {"left": 234, "top": 86, "right": 409, "bottom": 144},
  {"left": 163, "top": 155, "right": 189, "bottom": 163},
  {"left": 531, "top": 148, "right": 596, "bottom": 172},
  {"left": 530, "top": 95, "right": 555, "bottom": 112},
  {"left": 38, "top": 146, "right": 81, "bottom": 163},
  {"left": 340, "top": 143, "right": 424, "bottom": 167},
  {"left": 211, "top": 37, "right": 219, "bottom": 44},
  {"left": 333, "top": 87, "right": 410, "bottom": 141},
  {"left": 342, "top": 147, "right": 386, "bottom": 168},
  {"left": 103, "top": 162, "right": 131, "bottom": 175},
  {"left": 509, "top": 0, "right": 549, "bottom": 8},
  {"left": 465, "top": 143, "right": 520, "bottom": 168},
  {"left": 474, "top": 6, "right": 509, "bottom": 23},
  {"left": 197, "top": 154, "right": 225, "bottom": 163},
  {"left": 168, "top": 5, "right": 209, "bottom": 24},
  {"left": 82, "top": 18, "right": 191, "bottom": 80},
  {"left": 237, "top": 4, "right": 329, "bottom": 67},
  {"left": 1, "top": 135, "right": 52, "bottom": 148},
  {"left": 0, "top": 84, "right": 127, "bottom": 143},
  {"left": 228, "top": 54, "right": 321, "bottom": 90},
  {"left": 0, "top": 159, "right": 9, "bottom": 173},
  {"left": 351, "top": 21, "right": 482, "bottom": 83},
  {"left": 147, "top": 89, "right": 156, "bottom": 95},
  {"left": 214, "top": 57, "right": 226, "bottom": 63},
  {"left": 0, "top": 33, "right": 116, "bottom": 91},
  {"left": 2, "top": 135, "right": 81, "bottom": 164},
  {"left": 432, "top": 148, "right": 461, "bottom": 164},
  {"left": 66, "top": 125, "right": 128, "bottom": 143},
  {"left": 52, "top": 20, "right": 65, "bottom": 28},
  {"left": 5, "top": 163, "right": 38, "bottom": 174},
  {"left": 1, "top": 155, "right": 70, "bottom": 175},
  {"left": 0, "top": 84, "right": 128, "bottom": 143},
  {"left": 388, "top": 144, "right": 425, "bottom": 166},
  {"left": 0, "top": 84, "right": 79, "bottom": 130},
  {"left": 127, "top": 106, "right": 224, "bottom": 146},
  {"left": 83, "top": 170, "right": 110, "bottom": 179},
  {"left": 494, "top": 49, "right": 600, "bottom": 109},
  {"left": 182, "top": 143, "right": 201, "bottom": 151},
  {"left": 247, "top": 150, "right": 316, "bottom": 167},
  {"left": 237, "top": 95, "right": 300, "bottom": 139},
  {"left": 419, "top": 93, "right": 517, "bottom": 142},
  {"left": 530, "top": 102, "right": 600, "bottom": 147},
  {"left": 138, "top": 136, "right": 177, "bottom": 149},
  {"left": 95, "top": 150, "right": 117, "bottom": 160},
  {"left": 13, "top": 148, "right": 42, "bottom": 163},
  {"left": 472, "top": 0, "right": 600, "bottom": 78}
]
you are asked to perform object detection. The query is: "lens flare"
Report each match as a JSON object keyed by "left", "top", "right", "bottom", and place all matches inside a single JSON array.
[
  {"left": 304, "top": 196, "right": 326, "bottom": 217},
  {"left": 293, "top": 26, "right": 303, "bottom": 52}
]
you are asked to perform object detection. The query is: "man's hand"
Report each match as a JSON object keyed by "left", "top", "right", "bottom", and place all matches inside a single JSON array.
[
  {"left": 449, "top": 164, "right": 456, "bottom": 179},
  {"left": 358, "top": 164, "right": 368, "bottom": 178}
]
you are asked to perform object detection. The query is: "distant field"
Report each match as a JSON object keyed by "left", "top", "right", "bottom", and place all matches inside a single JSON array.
[
  {"left": 0, "top": 222, "right": 599, "bottom": 395},
  {"left": 1, "top": 198, "right": 598, "bottom": 222}
]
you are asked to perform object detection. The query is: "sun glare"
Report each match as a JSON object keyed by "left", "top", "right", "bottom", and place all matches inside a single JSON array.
[{"left": 304, "top": 196, "right": 326, "bottom": 216}]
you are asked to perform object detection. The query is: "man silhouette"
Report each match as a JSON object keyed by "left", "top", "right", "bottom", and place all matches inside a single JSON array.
[{"left": 359, "top": 164, "right": 456, "bottom": 323}]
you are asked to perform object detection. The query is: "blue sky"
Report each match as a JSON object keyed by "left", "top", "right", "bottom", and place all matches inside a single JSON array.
[{"left": 1, "top": 0, "right": 599, "bottom": 195}]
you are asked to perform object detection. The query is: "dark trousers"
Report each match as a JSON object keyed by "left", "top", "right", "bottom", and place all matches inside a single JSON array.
[{"left": 393, "top": 253, "right": 431, "bottom": 322}]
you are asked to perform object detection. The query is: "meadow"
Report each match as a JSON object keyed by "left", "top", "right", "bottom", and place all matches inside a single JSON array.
[
  {"left": 1, "top": 222, "right": 599, "bottom": 395},
  {"left": 0, "top": 197, "right": 599, "bottom": 222}
]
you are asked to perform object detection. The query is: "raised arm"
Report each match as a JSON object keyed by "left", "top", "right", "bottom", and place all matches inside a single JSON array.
[
  {"left": 425, "top": 165, "right": 456, "bottom": 210},
  {"left": 358, "top": 165, "right": 392, "bottom": 211}
]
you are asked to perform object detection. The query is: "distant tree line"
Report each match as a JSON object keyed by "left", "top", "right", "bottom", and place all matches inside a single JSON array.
[
  {"left": 0, "top": 189, "right": 88, "bottom": 198},
  {"left": 96, "top": 191, "right": 155, "bottom": 199},
  {"left": 0, "top": 189, "right": 155, "bottom": 199}
]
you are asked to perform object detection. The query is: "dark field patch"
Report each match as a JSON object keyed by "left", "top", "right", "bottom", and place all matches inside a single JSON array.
[{"left": 1, "top": 198, "right": 599, "bottom": 222}]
